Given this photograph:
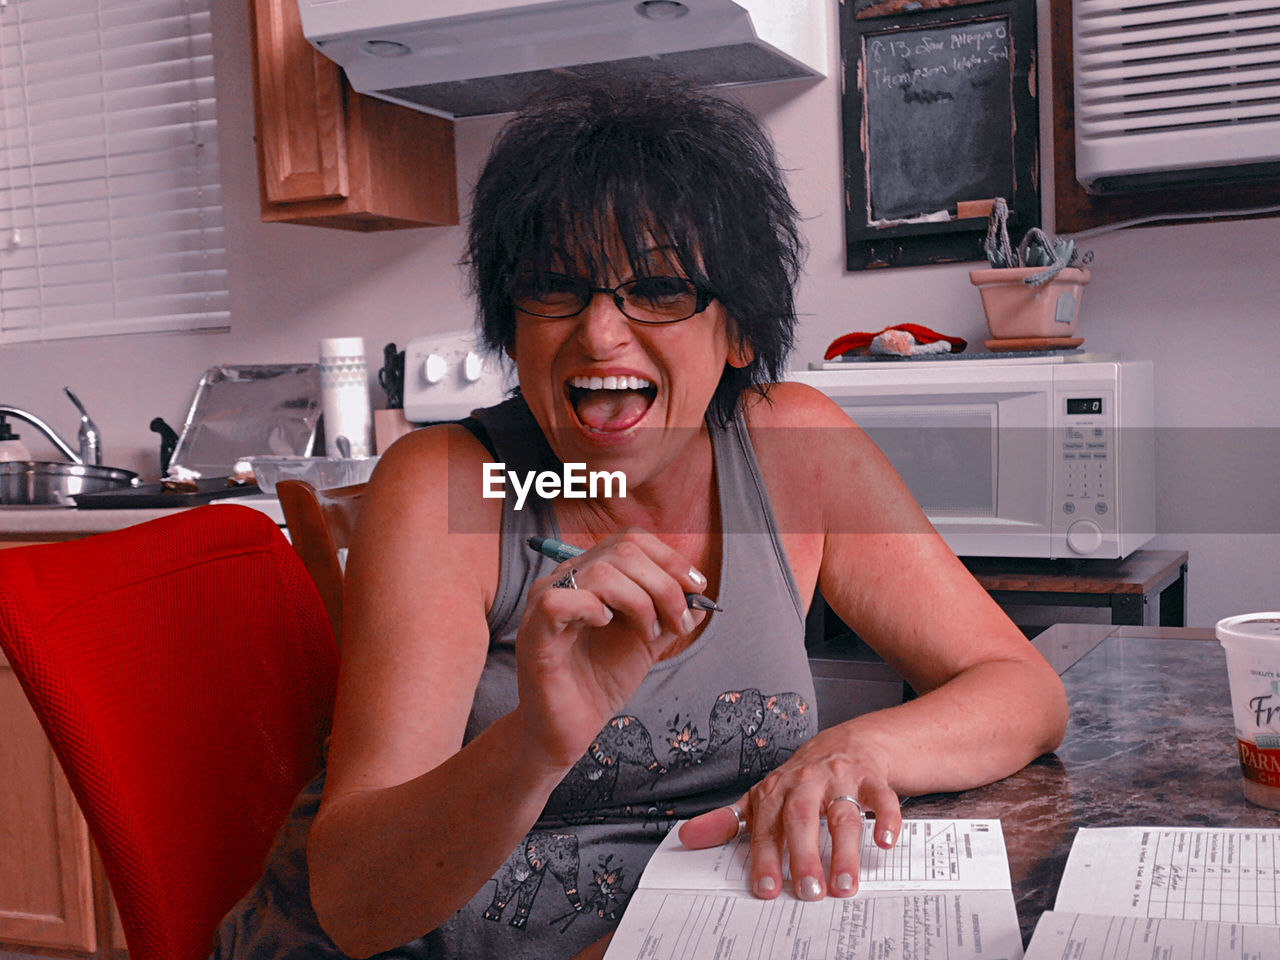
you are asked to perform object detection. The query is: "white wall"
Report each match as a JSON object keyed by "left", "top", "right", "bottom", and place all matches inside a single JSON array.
[{"left": 1, "top": 2, "right": 1275, "bottom": 624}]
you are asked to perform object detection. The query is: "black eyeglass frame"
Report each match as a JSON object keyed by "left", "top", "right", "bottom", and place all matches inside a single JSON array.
[{"left": 508, "top": 271, "right": 717, "bottom": 325}]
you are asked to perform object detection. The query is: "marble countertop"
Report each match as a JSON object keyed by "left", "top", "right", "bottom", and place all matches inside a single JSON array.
[
  {"left": 0, "top": 494, "right": 284, "bottom": 538},
  {"left": 904, "top": 622, "right": 1272, "bottom": 943}
]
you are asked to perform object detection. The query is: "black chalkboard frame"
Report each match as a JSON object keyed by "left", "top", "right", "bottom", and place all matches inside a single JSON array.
[{"left": 841, "top": 0, "right": 1040, "bottom": 271}]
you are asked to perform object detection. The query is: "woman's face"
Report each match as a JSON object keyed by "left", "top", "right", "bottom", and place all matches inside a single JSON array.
[{"left": 507, "top": 244, "right": 749, "bottom": 483}]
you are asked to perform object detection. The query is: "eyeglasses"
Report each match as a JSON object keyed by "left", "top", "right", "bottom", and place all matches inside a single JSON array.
[{"left": 509, "top": 271, "right": 716, "bottom": 325}]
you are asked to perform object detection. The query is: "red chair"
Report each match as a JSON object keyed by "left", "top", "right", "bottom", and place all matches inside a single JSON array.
[{"left": 0, "top": 505, "right": 339, "bottom": 960}]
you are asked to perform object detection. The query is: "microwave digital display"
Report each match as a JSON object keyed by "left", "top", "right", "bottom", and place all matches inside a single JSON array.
[{"left": 1067, "top": 397, "right": 1103, "bottom": 415}]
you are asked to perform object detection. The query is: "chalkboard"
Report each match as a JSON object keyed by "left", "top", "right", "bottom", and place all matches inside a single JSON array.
[
  {"left": 864, "top": 20, "right": 1014, "bottom": 221},
  {"left": 841, "top": 0, "right": 1039, "bottom": 270}
]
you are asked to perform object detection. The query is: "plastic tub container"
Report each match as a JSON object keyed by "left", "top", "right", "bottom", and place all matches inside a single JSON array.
[
  {"left": 247, "top": 455, "right": 379, "bottom": 495},
  {"left": 1217, "top": 612, "right": 1280, "bottom": 809}
]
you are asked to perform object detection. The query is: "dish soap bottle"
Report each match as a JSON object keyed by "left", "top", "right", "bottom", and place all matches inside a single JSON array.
[{"left": 0, "top": 416, "right": 32, "bottom": 462}]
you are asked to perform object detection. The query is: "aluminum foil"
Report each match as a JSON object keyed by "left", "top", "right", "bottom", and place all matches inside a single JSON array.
[{"left": 170, "top": 364, "right": 321, "bottom": 478}]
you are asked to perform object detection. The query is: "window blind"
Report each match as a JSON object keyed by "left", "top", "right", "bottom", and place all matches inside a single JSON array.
[{"left": 0, "top": 0, "right": 227, "bottom": 343}]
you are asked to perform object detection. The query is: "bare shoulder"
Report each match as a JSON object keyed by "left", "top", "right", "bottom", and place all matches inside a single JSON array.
[
  {"left": 352, "top": 422, "right": 501, "bottom": 605},
  {"left": 371, "top": 420, "right": 492, "bottom": 488},
  {"left": 739, "top": 381, "right": 932, "bottom": 538},
  {"left": 740, "top": 381, "right": 854, "bottom": 430},
  {"left": 366, "top": 421, "right": 494, "bottom": 517},
  {"left": 740, "top": 381, "right": 887, "bottom": 478}
]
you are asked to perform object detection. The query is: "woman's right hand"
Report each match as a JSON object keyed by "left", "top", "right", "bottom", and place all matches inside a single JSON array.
[{"left": 513, "top": 529, "right": 709, "bottom": 768}]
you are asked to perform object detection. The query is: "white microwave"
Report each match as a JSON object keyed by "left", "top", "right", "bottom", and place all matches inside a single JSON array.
[{"left": 789, "top": 356, "right": 1155, "bottom": 559}]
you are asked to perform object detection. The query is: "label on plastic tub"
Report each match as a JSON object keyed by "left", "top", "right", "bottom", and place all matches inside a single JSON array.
[{"left": 1239, "top": 738, "right": 1280, "bottom": 787}]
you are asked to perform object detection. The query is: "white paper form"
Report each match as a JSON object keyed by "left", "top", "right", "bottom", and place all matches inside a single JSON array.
[
  {"left": 603, "top": 819, "right": 1024, "bottom": 960},
  {"left": 636, "top": 818, "right": 1015, "bottom": 893},
  {"left": 1025, "top": 910, "right": 1280, "bottom": 960},
  {"left": 609, "top": 888, "right": 1023, "bottom": 960},
  {"left": 1055, "top": 827, "right": 1280, "bottom": 924}
]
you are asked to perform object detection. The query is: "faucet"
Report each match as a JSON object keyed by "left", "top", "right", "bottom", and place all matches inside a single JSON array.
[
  {"left": 63, "top": 388, "right": 102, "bottom": 466},
  {"left": 0, "top": 388, "right": 104, "bottom": 465}
]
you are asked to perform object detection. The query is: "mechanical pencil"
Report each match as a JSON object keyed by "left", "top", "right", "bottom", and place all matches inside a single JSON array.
[{"left": 526, "top": 535, "right": 724, "bottom": 613}]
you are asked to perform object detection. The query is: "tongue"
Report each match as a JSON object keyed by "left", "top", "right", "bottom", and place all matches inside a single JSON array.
[{"left": 575, "top": 389, "right": 650, "bottom": 431}]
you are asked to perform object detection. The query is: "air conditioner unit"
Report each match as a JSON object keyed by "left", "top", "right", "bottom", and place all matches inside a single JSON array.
[{"left": 1074, "top": 0, "right": 1280, "bottom": 194}]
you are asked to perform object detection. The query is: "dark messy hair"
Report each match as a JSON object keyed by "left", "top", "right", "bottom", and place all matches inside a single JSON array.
[{"left": 465, "top": 73, "right": 804, "bottom": 426}]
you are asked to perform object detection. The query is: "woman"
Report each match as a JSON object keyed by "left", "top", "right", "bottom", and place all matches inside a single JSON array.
[{"left": 215, "top": 76, "right": 1066, "bottom": 960}]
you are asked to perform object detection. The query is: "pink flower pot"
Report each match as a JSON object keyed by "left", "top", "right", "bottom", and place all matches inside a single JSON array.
[{"left": 969, "top": 267, "right": 1091, "bottom": 339}]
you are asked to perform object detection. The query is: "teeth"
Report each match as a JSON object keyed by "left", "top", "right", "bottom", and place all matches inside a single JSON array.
[{"left": 569, "top": 375, "right": 654, "bottom": 391}]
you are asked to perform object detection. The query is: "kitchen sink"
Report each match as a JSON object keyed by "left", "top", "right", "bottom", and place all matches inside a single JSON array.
[{"left": 0, "top": 462, "right": 140, "bottom": 507}]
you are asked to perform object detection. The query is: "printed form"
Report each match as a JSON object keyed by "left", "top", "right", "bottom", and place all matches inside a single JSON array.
[
  {"left": 603, "top": 819, "right": 1024, "bottom": 960},
  {"left": 1027, "top": 826, "right": 1280, "bottom": 960}
]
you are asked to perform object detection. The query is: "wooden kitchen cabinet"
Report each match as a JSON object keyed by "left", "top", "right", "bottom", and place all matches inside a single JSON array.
[
  {"left": 0, "top": 654, "right": 129, "bottom": 959},
  {"left": 0, "top": 656, "right": 99, "bottom": 955},
  {"left": 248, "top": 0, "right": 458, "bottom": 230}
]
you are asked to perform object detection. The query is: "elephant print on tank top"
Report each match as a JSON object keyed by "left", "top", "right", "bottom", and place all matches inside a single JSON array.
[
  {"left": 483, "top": 714, "right": 666, "bottom": 931},
  {"left": 547, "top": 715, "right": 666, "bottom": 817},
  {"left": 479, "top": 686, "right": 811, "bottom": 934},
  {"left": 704, "top": 689, "right": 811, "bottom": 780},
  {"left": 482, "top": 831, "right": 583, "bottom": 928}
]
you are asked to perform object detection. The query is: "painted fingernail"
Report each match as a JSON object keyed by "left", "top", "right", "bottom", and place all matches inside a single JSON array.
[
  {"left": 601, "top": 606, "right": 614, "bottom": 624},
  {"left": 757, "top": 875, "right": 777, "bottom": 894},
  {"left": 833, "top": 873, "right": 855, "bottom": 894},
  {"left": 798, "top": 876, "right": 823, "bottom": 900},
  {"left": 880, "top": 829, "right": 895, "bottom": 846},
  {"left": 689, "top": 567, "right": 707, "bottom": 588},
  {"left": 680, "top": 609, "right": 696, "bottom": 633},
  {"left": 653, "top": 621, "right": 663, "bottom": 638}
]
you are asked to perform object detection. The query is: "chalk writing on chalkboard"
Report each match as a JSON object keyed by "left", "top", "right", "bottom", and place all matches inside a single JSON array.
[
  {"left": 840, "top": 0, "right": 1039, "bottom": 270},
  {"left": 863, "top": 18, "right": 1013, "bottom": 222}
]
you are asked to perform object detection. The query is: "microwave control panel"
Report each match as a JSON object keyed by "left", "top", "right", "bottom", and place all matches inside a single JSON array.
[{"left": 1054, "top": 389, "right": 1116, "bottom": 555}]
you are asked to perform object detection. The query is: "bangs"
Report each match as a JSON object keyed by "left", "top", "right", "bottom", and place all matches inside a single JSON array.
[{"left": 508, "top": 148, "right": 709, "bottom": 288}]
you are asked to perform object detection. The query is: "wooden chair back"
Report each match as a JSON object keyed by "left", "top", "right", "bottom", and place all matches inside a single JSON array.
[{"left": 276, "top": 478, "right": 367, "bottom": 645}]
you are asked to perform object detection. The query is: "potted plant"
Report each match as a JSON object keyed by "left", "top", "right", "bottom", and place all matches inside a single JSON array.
[{"left": 970, "top": 198, "right": 1094, "bottom": 341}]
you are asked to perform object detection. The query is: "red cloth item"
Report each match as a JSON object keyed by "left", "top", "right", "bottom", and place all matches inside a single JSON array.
[
  {"left": 0, "top": 506, "right": 338, "bottom": 960},
  {"left": 824, "top": 323, "right": 967, "bottom": 360}
]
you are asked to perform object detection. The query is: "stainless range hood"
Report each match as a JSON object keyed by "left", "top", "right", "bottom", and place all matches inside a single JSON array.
[{"left": 296, "top": 0, "right": 827, "bottom": 119}]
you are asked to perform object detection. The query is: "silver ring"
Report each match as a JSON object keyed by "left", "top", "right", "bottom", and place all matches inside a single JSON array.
[
  {"left": 827, "top": 795, "right": 864, "bottom": 819},
  {"left": 552, "top": 568, "right": 578, "bottom": 590},
  {"left": 729, "top": 804, "right": 747, "bottom": 837}
]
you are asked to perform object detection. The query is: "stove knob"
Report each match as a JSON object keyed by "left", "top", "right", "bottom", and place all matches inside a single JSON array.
[
  {"left": 1066, "top": 519, "right": 1103, "bottom": 556},
  {"left": 424, "top": 353, "right": 447, "bottom": 384},
  {"left": 463, "top": 351, "right": 485, "bottom": 383}
]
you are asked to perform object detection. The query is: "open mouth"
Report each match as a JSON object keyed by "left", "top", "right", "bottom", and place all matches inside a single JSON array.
[{"left": 566, "top": 375, "right": 657, "bottom": 433}]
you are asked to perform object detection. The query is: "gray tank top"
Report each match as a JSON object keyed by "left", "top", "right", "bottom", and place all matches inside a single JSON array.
[{"left": 212, "top": 395, "right": 817, "bottom": 960}]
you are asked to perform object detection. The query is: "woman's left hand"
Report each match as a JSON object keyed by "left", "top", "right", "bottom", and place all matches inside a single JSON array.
[{"left": 677, "top": 724, "right": 902, "bottom": 901}]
